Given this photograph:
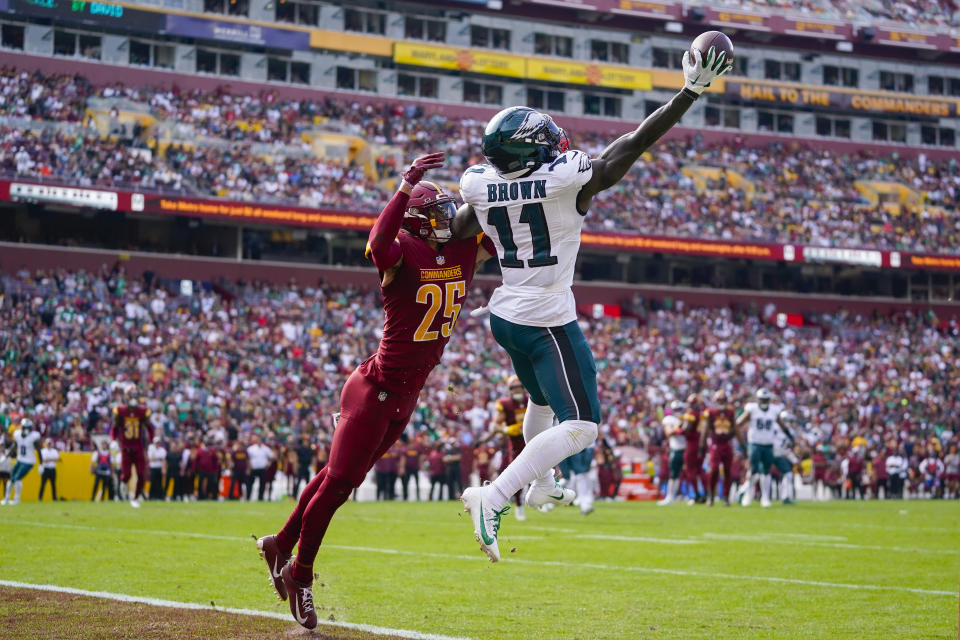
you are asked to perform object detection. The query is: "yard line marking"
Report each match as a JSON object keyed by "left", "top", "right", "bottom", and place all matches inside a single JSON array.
[
  {"left": 0, "top": 579, "right": 472, "bottom": 640},
  {"left": 576, "top": 534, "right": 701, "bottom": 545},
  {"left": 771, "top": 533, "right": 849, "bottom": 541},
  {"left": 6, "top": 520, "right": 955, "bottom": 598},
  {"left": 701, "top": 533, "right": 960, "bottom": 555}
]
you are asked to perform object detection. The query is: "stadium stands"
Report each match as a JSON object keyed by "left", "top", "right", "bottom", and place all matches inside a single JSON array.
[
  {"left": 2, "top": 268, "right": 956, "bottom": 497},
  {"left": 3, "top": 68, "right": 958, "bottom": 254},
  {"left": 718, "top": 0, "right": 959, "bottom": 28}
]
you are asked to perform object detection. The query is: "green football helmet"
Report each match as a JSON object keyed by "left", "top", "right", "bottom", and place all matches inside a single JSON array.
[{"left": 481, "top": 106, "right": 570, "bottom": 176}]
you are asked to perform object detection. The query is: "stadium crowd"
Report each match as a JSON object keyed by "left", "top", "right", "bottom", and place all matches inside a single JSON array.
[
  {"left": 718, "top": 0, "right": 959, "bottom": 28},
  {"left": 3, "top": 68, "right": 960, "bottom": 254},
  {"left": 0, "top": 267, "right": 957, "bottom": 502}
]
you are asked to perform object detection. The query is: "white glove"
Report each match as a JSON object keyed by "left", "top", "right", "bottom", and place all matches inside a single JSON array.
[
  {"left": 682, "top": 46, "right": 732, "bottom": 95},
  {"left": 469, "top": 305, "right": 490, "bottom": 318}
]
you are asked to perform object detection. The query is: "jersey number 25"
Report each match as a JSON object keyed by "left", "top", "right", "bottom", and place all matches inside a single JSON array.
[{"left": 414, "top": 280, "right": 465, "bottom": 341}]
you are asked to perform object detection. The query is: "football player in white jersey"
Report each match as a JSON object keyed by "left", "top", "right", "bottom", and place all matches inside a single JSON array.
[
  {"left": 658, "top": 401, "right": 687, "bottom": 506},
  {"left": 735, "top": 389, "right": 784, "bottom": 508},
  {"left": 772, "top": 410, "right": 798, "bottom": 504},
  {"left": 2, "top": 418, "right": 41, "bottom": 505},
  {"left": 452, "top": 42, "right": 732, "bottom": 561}
]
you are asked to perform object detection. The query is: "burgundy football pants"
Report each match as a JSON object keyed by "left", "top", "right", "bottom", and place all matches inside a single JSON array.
[
  {"left": 121, "top": 447, "right": 147, "bottom": 499},
  {"left": 276, "top": 369, "right": 418, "bottom": 582},
  {"left": 710, "top": 443, "right": 734, "bottom": 498}
]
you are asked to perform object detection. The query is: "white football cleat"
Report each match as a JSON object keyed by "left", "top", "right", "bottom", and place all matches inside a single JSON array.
[
  {"left": 760, "top": 497, "right": 771, "bottom": 508},
  {"left": 524, "top": 481, "right": 575, "bottom": 509},
  {"left": 656, "top": 497, "right": 673, "bottom": 506},
  {"left": 514, "top": 505, "right": 526, "bottom": 521},
  {"left": 130, "top": 499, "right": 141, "bottom": 509},
  {"left": 538, "top": 503, "right": 555, "bottom": 513},
  {"left": 742, "top": 491, "right": 752, "bottom": 507},
  {"left": 0, "top": 499, "right": 7, "bottom": 506},
  {"left": 461, "top": 487, "right": 506, "bottom": 563}
]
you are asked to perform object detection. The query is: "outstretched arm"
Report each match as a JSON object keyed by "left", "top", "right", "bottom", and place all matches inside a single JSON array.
[
  {"left": 452, "top": 203, "right": 481, "bottom": 241},
  {"left": 577, "top": 46, "right": 732, "bottom": 212},
  {"left": 366, "top": 152, "right": 446, "bottom": 271}
]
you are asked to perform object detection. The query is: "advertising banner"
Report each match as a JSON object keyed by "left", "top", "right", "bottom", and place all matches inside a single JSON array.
[
  {"left": 9, "top": 0, "right": 166, "bottom": 31},
  {"left": 165, "top": 14, "right": 310, "bottom": 50},
  {"left": 393, "top": 42, "right": 524, "bottom": 78},
  {"left": 727, "top": 81, "right": 960, "bottom": 117}
]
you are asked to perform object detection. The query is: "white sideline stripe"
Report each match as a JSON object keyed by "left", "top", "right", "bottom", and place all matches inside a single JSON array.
[
  {"left": 576, "top": 534, "right": 701, "bottom": 545},
  {"left": 701, "top": 533, "right": 960, "bottom": 555},
  {"left": 8, "top": 521, "right": 956, "bottom": 598},
  {"left": 0, "top": 580, "right": 472, "bottom": 640}
]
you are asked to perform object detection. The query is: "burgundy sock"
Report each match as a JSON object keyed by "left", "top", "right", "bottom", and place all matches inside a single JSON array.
[
  {"left": 291, "top": 559, "right": 313, "bottom": 584},
  {"left": 277, "top": 467, "right": 328, "bottom": 554},
  {"left": 294, "top": 474, "right": 353, "bottom": 572}
]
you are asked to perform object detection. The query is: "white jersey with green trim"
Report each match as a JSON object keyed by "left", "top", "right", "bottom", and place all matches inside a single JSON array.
[
  {"left": 743, "top": 402, "right": 783, "bottom": 446},
  {"left": 663, "top": 415, "right": 685, "bottom": 451},
  {"left": 13, "top": 429, "right": 40, "bottom": 465},
  {"left": 773, "top": 424, "right": 797, "bottom": 462},
  {"left": 460, "top": 150, "right": 593, "bottom": 327}
]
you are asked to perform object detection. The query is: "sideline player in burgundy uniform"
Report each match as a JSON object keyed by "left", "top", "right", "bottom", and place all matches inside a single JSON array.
[
  {"left": 699, "top": 391, "right": 737, "bottom": 506},
  {"left": 255, "top": 152, "right": 494, "bottom": 630},
  {"left": 491, "top": 376, "right": 529, "bottom": 519},
  {"left": 680, "top": 395, "right": 704, "bottom": 504},
  {"left": 110, "top": 387, "right": 153, "bottom": 508}
]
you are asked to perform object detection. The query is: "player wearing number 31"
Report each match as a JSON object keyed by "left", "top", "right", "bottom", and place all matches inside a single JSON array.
[
  {"left": 452, "top": 39, "right": 733, "bottom": 562},
  {"left": 255, "top": 152, "right": 494, "bottom": 630}
]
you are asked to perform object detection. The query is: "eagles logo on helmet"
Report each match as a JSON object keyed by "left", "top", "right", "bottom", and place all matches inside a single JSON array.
[
  {"left": 402, "top": 181, "right": 457, "bottom": 243},
  {"left": 481, "top": 106, "right": 571, "bottom": 177}
]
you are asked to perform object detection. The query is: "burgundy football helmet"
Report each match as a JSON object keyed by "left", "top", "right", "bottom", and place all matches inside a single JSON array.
[{"left": 402, "top": 181, "right": 456, "bottom": 243}]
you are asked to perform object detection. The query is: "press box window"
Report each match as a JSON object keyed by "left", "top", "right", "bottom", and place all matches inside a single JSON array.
[
  {"left": 344, "top": 8, "right": 386, "bottom": 34},
  {"left": 336, "top": 67, "right": 377, "bottom": 91},
  {"left": 590, "top": 40, "right": 628, "bottom": 64},
  {"left": 527, "top": 88, "right": 565, "bottom": 113},
  {"left": 470, "top": 25, "right": 511, "bottom": 49},
  {"left": 879, "top": 71, "right": 914, "bottom": 93},
  {"left": 815, "top": 116, "right": 850, "bottom": 138},
  {"left": 534, "top": 33, "right": 573, "bottom": 57},
  {"left": 54, "top": 31, "right": 101, "bottom": 60},
  {"left": 764, "top": 60, "right": 800, "bottom": 81},
  {"left": 196, "top": 49, "right": 239, "bottom": 76},
  {"left": 397, "top": 73, "right": 439, "bottom": 99},
  {"left": 204, "top": 0, "right": 248, "bottom": 17},
  {"left": 921, "top": 125, "right": 955, "bottom": 146},
  {"left": 823, "top": 65, "right": 858, "bottom": 87},
  {"left": 1, "top": 24, "right": 24, "bottom": 50},
  {"left": 130, "top": 40, "right": 175, "bottom": 69},
  {"left": 268, "top": 58, "right": 310, "bottom": 84},
  {"left": 584, "top": 94, "right": 621, "bottom": 118},
  {"left": 405, "top": 16, "right": 446, "bottom": 42},
  {"left": 758, "top": 111, "right": 794, "bottom": 133},
  {"left": 652, "top": 47, "right": 683, "bottom": 69},
  {"left": 705, "top": 106, "right": 740, "bottom": 128},
  {"left": 275, "top": 1, "right": 318, "bottom": 25},
  {"left": 463, "top": 80, "right": 502, "bottom": 105}
]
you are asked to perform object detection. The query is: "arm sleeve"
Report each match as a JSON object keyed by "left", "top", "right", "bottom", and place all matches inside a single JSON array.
[
  {"left": 366, "top": 189, "right": 410, "bottom": 272},
  {"left": 479, "top": 234, "right": 496, "bottom": 256}
]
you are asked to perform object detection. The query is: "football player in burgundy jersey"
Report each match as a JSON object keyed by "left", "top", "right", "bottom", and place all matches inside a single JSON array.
[
  {"left": 491, "top": 376, "right": 529, "bottom": 519},
  {"left": 110, "top": 387, "right": 153, "bottom": 508},
  {"left": 256, "top": 152, "right": 494, "bottom": 630},
  {"left": 699, "top": 390, "right": 737, "bottom": 506},
  {"left": 680, "top": 394, "right": 704, "bottom": 504}
]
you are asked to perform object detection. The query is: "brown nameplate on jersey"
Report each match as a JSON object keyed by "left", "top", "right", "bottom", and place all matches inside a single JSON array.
[{"left": 420, "top": 266, "right": 463, "bottom": 281}]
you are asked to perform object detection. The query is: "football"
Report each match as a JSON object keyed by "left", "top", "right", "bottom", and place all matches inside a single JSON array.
[{"left": 690, "top": 30, "right": 734, "bottom": 67}]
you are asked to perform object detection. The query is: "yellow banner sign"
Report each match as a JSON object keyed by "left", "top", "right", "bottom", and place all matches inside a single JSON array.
[
  {"left": 393, "top": 42, "right": 651, "bottom": 90},
  {"left": 526, "top": 58, "right": 651, "bottom": 90},
  {"left": 394, "top": 42, "right": 524, "bottom": 78}
]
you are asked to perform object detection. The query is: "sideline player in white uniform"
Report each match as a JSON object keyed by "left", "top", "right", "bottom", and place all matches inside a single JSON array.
[
  {"left": 736, "top": 389, "right": 784, "bottom": 507},
  {"left": 2, "top": 419, "right": 42, "bottom": 505},
  {"left": 452, "top": 41, "right": 732, "bottom": 561},
  {"left": 772, "top": 410, "right": 798, "bottom": 504},
  {"left": 658, "top": 401, "right": 687, "bottom": 505}
]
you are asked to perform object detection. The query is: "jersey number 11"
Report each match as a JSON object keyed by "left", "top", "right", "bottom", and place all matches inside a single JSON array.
[{"left": 487, "top": 203, "right": 558, "bottom": 269}]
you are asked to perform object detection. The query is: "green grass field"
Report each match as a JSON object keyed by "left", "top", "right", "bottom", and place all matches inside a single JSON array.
[{"left": 1, "top": 499, "right": 957, "bottom": 639}]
